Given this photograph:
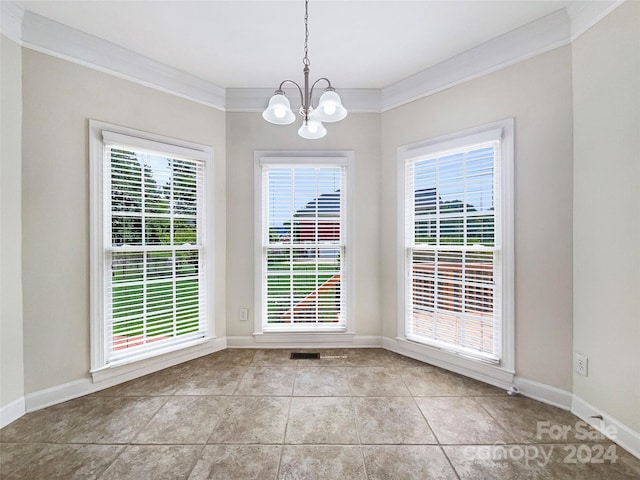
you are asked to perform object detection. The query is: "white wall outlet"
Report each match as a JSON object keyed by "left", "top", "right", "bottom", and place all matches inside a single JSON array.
[
  {"left": 239, "top": 308, "right": 249, "bottom": 321},
  {"left": 575, "top": 352, "right": 588, "bottom": 376}
]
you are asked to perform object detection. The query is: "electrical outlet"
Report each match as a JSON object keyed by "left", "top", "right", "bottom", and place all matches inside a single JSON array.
[
  {"left": 575, "top": 353, "right": 588, "bottom": 376},
  {"left": 239, "top": 308, "right": 249, "bottom": 321}
]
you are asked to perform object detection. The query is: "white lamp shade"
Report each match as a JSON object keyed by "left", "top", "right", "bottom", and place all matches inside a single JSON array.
[
  {"left": 298, "top": 118, "right": 327, "bottom": 139},
  {"left": 262, "top": 93, "right": 295, "bottom": 125},
  {"left": 313, "top": 90, "right": 348, "bottom": 122}
]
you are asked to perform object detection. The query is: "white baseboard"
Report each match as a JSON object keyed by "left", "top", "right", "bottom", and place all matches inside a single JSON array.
[
  {"left": 0, "top": 396, "right": 26, "bottom": 429},
  {"left": 227, "top": 334, "right": 382, "bottom": 348},
  {"left": 383, "top": 336, "right": 515, "bottom": 390},
  {"left": 514, "top": 377, "right": 573, "bottom": 410},
  {"left": 572, "top": 394, "right": 640, "bottom": 460},
  {"left": 25, "top": 337, "right": 226, "bottom": 413}
]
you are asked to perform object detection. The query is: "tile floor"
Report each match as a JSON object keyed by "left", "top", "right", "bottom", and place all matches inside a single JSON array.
[{"left": 1, "top": 348, "right": 639, "bottom": 479}]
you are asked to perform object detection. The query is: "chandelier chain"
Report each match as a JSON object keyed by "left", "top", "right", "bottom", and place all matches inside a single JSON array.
[{"left": 303, "top": 0, "right": 310, "bottom": 67}]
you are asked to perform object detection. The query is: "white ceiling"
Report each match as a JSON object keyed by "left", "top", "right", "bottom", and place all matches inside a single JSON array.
[{"left": 13, "top": 0, "right": 578, "bottom": 90}]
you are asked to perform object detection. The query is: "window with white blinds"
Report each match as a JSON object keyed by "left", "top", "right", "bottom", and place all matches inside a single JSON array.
[
  {"left": 259, "top": 161, "right": 346, "bottom": 331},
  {"left": 403, "top": 129, "right": 506, "bottom": 363},
  {"left": 90, "top": 122, "right": 213, "bottom": 371}
]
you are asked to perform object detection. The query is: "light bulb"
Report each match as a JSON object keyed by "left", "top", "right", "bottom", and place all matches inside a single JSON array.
[
  {"left": 298, "top": 118, "right": 327, "bottom": 139},
  {"left": 314, "top": 89, "right": 347, "bottom": 123},
  {"left": 274, "top": 108, "right": 286, "bottom": 119},
  {"left": 323, "top": 104, "right": 336, "bottom": 116}
]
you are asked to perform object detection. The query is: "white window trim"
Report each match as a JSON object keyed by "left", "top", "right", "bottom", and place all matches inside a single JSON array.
[
  {"left": 253, "top": 151, "right": 354, "bottom": 338},
  {"left": 396, "top": 119, "right": 515, "bottom": 382},
  {"left": 89, "top": 120, "right": 215, "bottom": 378}
]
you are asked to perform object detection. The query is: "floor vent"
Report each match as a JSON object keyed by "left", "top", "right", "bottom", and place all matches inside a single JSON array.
[{"left": 290, "top": 352, "right": 320, "bottom": 360}]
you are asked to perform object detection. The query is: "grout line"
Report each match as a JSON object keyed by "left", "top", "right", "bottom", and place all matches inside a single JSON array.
[
  {"left": 275, "top": 396, "right": 294, "bottom": 480},
  {"left": 94, "top": 443, "right": 129, "bottom": 479},
  {"left": 182, "top": 444, "right": 206, "bottom": 480},
  {"left": 472, "top": 395, "right": 517, "bottom": 443}
]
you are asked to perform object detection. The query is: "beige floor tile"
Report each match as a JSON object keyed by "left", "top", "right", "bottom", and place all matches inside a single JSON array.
[
  {"left": 354, "top": 397, "right": 437, "bottom": 444},
  {"left": 447, "top": 443, "right": 640, "bottom": 479},
  {"left": 175, "top": 366, "right": 247, "bottom": 395},
  {"left": 341, "top": 348, "right": 403, "bottom": 367},
  {"left": 347, "top": 367, "right": 411, "bottom": 396},
  {"left": 402, "top": 368, "right": 502, "bottom": 396},
  {"left": 96, "top": 362, "right": 199, "bottom": 397},
  {"left": 477, "top": 396, "right": 606, "bottom": 444},
  {"left": 0, "top": 443, "right": 49, "bottom": 477},
  {"left": 188, "top": 445, "right": 282, "bottom": 480},
  {"left": 208, "top": 396, "right": 289, "bottom": 444},
  {"left": 363, "top": 445, "right": 458, "bottom": 479},
  {"left": 3, "top": 444, "right": 122, "bottom": 480},
  {"left": 197, "top": 349, "right": 256, "bottom": 367},
  {"left": 134, "top": 396, "right": 227, "bottom": 444},
  {"left": 416, "top": 397, "right": 514, "bottom": 444},
  {"left": 286, "top": 397, "right": 359, "bottom": 444},
  {"left": 61, "top": 396, "right": 167, "bottom": 444},
  {"left": 0, "top": 396, "right": 103, "bottom": 443},
  {"left": 444, "top": 445, "right": 548, "bottom": 479},
  {"left": 235, "top": 367, "right": 296, "bottom": 395},
  {"left": 278, "top": 445, "right": 366, "bottom": 480},
  {"left": 251, "top": 349, "right": 298, "bottom": 366},
  {"left": 293, "top": 367, "right": 350, "bottom": 396},
  {"left": 100, "top": 445, "right": 202, "bottom": 480}
]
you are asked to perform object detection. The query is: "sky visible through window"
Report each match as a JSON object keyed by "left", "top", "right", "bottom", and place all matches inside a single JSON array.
[
  {"left": 413, "top": 145, "right": 495, "bottom": 214},
  {"left": 268, "top": 167, "right": 342, "bottom": 230}
]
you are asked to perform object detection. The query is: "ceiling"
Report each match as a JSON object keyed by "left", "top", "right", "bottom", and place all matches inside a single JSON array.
[{"left": 12, "top": 0, "right": 578, "bottom": 90}]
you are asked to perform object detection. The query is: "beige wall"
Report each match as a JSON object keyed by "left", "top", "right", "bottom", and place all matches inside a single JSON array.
[
  {"left": 0, "top": 35, "right": 25, "bottom": 408},
  {"left": 572, "top": 1, "right": 640, "bottom": 431},
  {"left": 225, "top": 112, "right": 382, "bottom": 338},
  {"left": 381, "top": 46, "right": 575, "bottom": 391},
  {"left": 21, "top": 50, "right": 226, "bottom": 394}
]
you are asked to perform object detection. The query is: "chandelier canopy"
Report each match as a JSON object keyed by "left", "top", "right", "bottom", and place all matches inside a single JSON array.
[{"left": 262, "top": 0, "right": 347, "bottom": 139}]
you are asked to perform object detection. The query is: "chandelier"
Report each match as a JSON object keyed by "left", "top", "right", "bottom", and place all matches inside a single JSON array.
[{"left": 262, "top": 0, "right": 347, "bottom": 139}]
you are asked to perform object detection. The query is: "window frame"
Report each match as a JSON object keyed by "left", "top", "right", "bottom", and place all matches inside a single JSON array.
[
  {"left": 254, "top": 151, "right": 354, "bottom": 337},
  {"left": 89, "top": 120, "right": 215, "bottom": 375},
  {"left": 397, "top": 119, "right": 514, "bottom": 380}
]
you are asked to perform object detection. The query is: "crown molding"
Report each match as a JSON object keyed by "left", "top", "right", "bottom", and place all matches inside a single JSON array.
[
  {"left": 567, "top": 0, "right": 625, "bottom": 42},
  {"left": 225, "top": 87, "right": 381, "bottom": 113},
  {"left": 380, "top": 8, "right": 571, "bottom": 112},
  {"left": 18, "top": 9, "right": 226, "bottom": 110},
  {"left": 1, "top": 1, "right": 625, "bottom": 114},
  {"left": 0, "top": 1, "right": 24, "bottom": 44}
]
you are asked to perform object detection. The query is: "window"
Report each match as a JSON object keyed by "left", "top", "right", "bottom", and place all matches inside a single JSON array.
[
  {"left": 255, "top": 154, "right": 351, "bottom": 333},
  {"left": 90, "top": 121, "right": 214, "bottom": 372},
  {"left": 400, "top": 120, "right": 513, "bottom": 367}
]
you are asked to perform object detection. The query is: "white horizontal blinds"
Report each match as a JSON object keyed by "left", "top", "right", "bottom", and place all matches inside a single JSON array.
[
  {"left": 263, "top": 165, "right": 344, "bottom": 329},
  {"left": 406, "top": 140, "right": 501, "bottom": 361},
  {"left": 106, "top": 142, "right": 206, "bottom": 361}
]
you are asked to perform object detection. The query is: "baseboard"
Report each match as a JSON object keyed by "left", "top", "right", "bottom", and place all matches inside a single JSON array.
[
  {"left": 25, "top": 337, "right": 226, "bottom": 413},
  {"left": 383, "top": 336, "right": 515, "bottom": 390},
  {"left": 0, "top": 396, "right": 26, "bottom": 429},
  {"left": 572, "top": 394, "right": 640, "bottom": 460},
  {"left": 514, "top": 377, "right": 573, "bottom": 410},
  {"left": 227, "top": 334, "right": 382, "bottom": 348}
]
